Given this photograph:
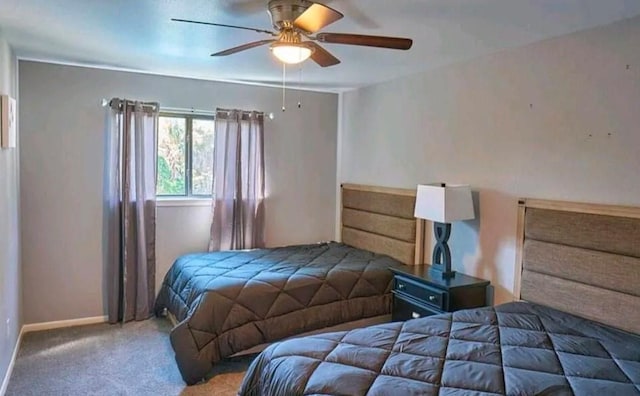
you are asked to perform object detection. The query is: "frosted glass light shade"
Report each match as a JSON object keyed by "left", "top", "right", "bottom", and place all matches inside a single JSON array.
[
  {"left": 414, "top": 184, "right": 475, "bottom": 223},
  {"left": 271, "top": 44, "right": 313, "bottom": 64}
]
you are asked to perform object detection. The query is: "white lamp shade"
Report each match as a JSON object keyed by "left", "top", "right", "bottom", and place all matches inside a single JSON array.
[
  {"left": 414, "top": 184, "right": 475, "bottom": 223},
  {"left": 271, "top": 44, "right": 313, "bottom": 64}
]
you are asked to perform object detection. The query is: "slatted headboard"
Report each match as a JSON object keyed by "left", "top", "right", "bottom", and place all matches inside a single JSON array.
[
  {"left": 340, "top": 184, "right": 424, "bottom": 265},
  {"left": 515, "top": 198, "right": 640, "bottom": 334}
]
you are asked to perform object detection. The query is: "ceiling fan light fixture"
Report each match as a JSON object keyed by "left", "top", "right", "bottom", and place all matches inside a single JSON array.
[{"left": 270, "top": 43, "right": 314, "bottom": 64}]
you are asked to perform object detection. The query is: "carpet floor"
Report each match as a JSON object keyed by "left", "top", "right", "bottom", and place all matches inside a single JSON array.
[{"left": 6, "top": 318, "right": 254, "bottom": 395}]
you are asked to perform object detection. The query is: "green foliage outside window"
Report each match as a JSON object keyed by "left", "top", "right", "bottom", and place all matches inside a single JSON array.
[
  {"left": 191, "top": 119, "right": 215, "bottom": 195},
  {"left": 156, "top": 115, "right": 214, "bottom": 197},
  {"left": 157, "top": 117, "right": 186, "bottom": 195},
  {"left": 157, "top": 156, "right": 185, "bottom": 195}
]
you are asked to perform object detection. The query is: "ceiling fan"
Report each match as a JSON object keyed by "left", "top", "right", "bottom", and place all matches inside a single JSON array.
[{"left": 172, "top": 0, "right": 413, "bottom": 67}]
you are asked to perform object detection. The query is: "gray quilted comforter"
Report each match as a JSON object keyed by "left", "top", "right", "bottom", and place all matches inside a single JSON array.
[
  {"left": 240, "top": 302, "right": 640, "bottom": 395},
  {"left": 154, "top": 242, "right": 401, "bottom": 384}
]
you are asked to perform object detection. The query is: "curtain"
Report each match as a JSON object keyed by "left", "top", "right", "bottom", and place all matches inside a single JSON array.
[
  {"left": 104, "top": 98, "right": 159, "bottom": 324},
  {"left": 209, "top": 108, "right": 265, "bottom": 251}
]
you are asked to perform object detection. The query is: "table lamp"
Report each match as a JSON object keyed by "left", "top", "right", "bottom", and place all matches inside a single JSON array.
[{"left": 414, "top": 183, "right": 475, "bottom": 278}]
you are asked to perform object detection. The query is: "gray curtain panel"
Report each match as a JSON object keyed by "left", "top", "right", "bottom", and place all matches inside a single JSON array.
[
  {"left": 104, "top": 98, "right": 159, "bottom": 324},
  {"left": 209, "top": 108, "right": 265, "bottom": 251}
]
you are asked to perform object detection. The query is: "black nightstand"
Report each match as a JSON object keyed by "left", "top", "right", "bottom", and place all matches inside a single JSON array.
[{"left": 390, "top": 265, "right": 490, "bottom": 321}]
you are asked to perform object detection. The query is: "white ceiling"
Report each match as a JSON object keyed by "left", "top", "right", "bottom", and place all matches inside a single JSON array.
[{"left": 1, "top": 0, "right": 639, "bottom": 92}]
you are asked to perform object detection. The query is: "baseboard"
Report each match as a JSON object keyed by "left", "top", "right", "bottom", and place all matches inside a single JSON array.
[
  {"left": 22, "top": 315, "right": 108, "bottom": 333},
  {"left": 0, "top": 315, "right": 108, "bottom": 395},
  {"left": 0, "top": 327, "right": 24, "bottom": 396}
]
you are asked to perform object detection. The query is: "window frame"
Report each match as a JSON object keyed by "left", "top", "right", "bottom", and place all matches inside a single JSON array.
[{"left": 157, "top": 112, "right": 215, "bottom": 199}]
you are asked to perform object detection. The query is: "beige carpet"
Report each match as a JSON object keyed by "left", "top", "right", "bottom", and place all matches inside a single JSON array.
[{"left": 6, "top": 318, "right": 254, "bottom": 396}]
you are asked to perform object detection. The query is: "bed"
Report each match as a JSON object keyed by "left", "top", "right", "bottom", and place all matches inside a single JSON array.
[
  {"left": 239, "top": 198, "right": 640, "bottom": 395},
  {"left": 154, "top": 184, "right": 427, "bottom": 384}
]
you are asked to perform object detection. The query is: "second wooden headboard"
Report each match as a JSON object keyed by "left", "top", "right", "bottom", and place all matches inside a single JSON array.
[
  {"left": 340, "top": 184, "right": 424, "bottom": 265},
  {"left": 514, "top": 198, "right": 640, "bottom": 334}
]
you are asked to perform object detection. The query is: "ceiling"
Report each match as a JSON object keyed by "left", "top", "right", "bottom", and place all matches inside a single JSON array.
[{"left": 1, "top": 0, "right": 639, "bottom": 92}]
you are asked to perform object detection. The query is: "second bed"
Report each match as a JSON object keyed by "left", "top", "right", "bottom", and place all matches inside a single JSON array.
[{"left": 238, "top": 197, "right": 640, "bottom": 395}]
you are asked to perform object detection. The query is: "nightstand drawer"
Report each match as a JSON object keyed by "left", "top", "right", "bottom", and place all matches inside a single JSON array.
[
  {"left": 394, "top": 276, "right": 447, "bottom": 310},
  {"left": 392, "top": 293, "right": 441, "bottom": 321}
]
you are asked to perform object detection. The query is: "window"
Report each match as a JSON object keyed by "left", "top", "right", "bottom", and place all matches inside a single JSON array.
[{"left": 157, "top": 113, "right": 215, "bottom": 197}]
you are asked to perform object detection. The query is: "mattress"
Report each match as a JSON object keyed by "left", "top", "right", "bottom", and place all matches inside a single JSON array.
[
  {"left": 154, "top": 242, "right": 401, "bottom": 384},
  {"left": 239, "top": 301, "right": 640, "bottom": 395}
]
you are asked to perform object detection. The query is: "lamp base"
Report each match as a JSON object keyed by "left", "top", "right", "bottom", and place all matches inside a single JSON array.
[
  {"left": 431, "top": 222, "right": 455, "bottom": 279},
  {"left": 430, "top": 266, "right": 456, "bottom": 279}
]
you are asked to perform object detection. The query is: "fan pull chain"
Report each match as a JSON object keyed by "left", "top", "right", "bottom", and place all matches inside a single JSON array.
[
  {"left": 298, "top": 63, "right": 303, "bottom": 109},
  {"left": 282, "top": 63, "right": 286, "bottom": 112}
]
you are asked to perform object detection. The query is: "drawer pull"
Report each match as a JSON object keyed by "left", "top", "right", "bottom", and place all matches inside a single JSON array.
[
  {"left": 398, "top": 283, "right": 405, "bottom": 290},
  {"left": 428, "top": 295, "right": 437, "bottom": 302},
  {"left": 411, "top": 312, "right": 421, "bottom": 319}
]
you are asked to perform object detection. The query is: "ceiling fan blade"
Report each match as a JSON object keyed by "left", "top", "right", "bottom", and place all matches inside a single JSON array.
[
  {"left": 316, "top": 33, "right": 413, "bottom": 50},
  {"left": 293, "top": 3, "right": 344, "bottom": 34},
  {"left": 211, "top": 40, "right": 276, "bottom": 56},
  {"left": 307, "top": 42, "right": 340, "bottom": 67},
  {"left": 171, "top": 18, "right": 275, "bottom": 36}
]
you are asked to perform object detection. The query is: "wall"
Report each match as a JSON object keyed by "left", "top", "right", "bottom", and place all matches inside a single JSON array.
[
  {"left": 19, "top": 62, "right": 338, "bottom": 323},
  {"left": 0, "top": 30, "right": 19, "bottom": 392},
  {"left": 340, "top": 16, "right": 640, "bottom": 305}
]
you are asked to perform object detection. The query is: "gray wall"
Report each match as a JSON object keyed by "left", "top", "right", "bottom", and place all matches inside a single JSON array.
[
  {"left": 19, "top": 61, "right": 338, "bottom": 324},
  {"left": 0, "top": 31, "right": 19, "bottom": 389},
  {"left": 340, "top": 16, "right": 640, "bottom": 305}
]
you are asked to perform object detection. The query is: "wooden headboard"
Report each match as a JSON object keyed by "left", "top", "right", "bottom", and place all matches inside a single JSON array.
[
  {"left": 340, "top": 184, "right": 424, "bottom": 265},
  {"left": 515, "top": 198, "right": 640, "bottom": 334}
]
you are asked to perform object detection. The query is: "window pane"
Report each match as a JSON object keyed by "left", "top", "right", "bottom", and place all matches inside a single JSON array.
[
  {"left": 192, "top": 119, "right": 215, "bottom": 196},
  {"left": 157, "top": 116, "right": 186, "bottom": 195}
]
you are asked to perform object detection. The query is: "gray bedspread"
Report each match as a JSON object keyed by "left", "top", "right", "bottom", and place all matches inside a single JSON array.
[
  {"left": 240, "top": 301, "right": 640, "bottom": 395},
  {"left": 154, "top": 242, "right": 401, "bottom": 384}
]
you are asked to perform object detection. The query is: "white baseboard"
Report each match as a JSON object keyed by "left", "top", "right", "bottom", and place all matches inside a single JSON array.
[
  {"left": 22, "top": 315, "right": 108, "bottom": 333},
  {"left": 0, "top": 327, "right": 24, "bottom": 396},
  {"left": 1, "top": 315, "right": 107, "bottom": 395}
]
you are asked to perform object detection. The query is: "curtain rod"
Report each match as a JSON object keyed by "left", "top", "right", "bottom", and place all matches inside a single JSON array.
[
  {"left": 216, "top": 108, "right": 276, "bottom": 121},
  {"left": 161, "top": 106, "right": 216, "bottom": 117},
  {"left": 101, "top": 100, "right": 275, "bottom": 120},
  {"left": 163, "top": 107, "right": 275, "bottom": 120},
  {"left": 216, "top": 108, "right": 264, "bottom": 116},
  {"left": 101, "top": 98, "right": 159, "bottom": 110}
]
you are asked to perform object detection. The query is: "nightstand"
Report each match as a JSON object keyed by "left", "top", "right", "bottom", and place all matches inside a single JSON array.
[{"left": 390, "top": 265, "right": 490, "bottom": 321}]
